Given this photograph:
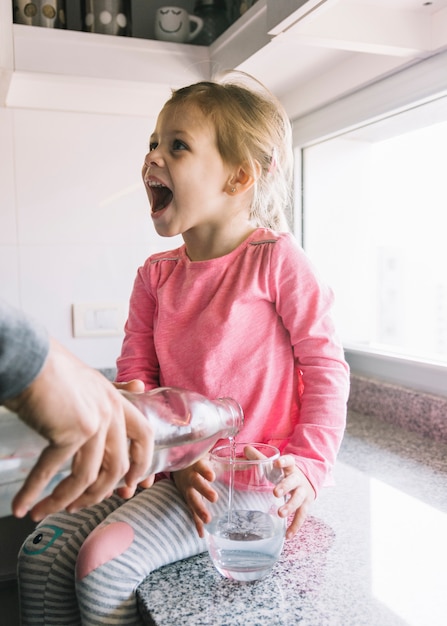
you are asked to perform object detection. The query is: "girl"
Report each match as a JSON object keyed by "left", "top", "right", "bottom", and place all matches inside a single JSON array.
[{"left": 18, "top": 74, "right": 349, "bottom": 625}]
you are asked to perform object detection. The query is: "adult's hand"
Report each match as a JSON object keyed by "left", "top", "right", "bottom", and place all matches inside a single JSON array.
[{"left": 5, "top": 338, "right": 154, "bottom": 521}]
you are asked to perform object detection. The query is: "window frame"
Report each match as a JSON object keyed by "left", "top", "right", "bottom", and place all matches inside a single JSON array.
[{"left": 291, "top": 49, "right": 447, "bottom": 398}]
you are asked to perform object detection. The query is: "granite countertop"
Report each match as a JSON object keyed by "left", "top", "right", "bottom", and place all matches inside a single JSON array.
[{"left": 137, "top": 410, "right": 447, "bottom": 626}]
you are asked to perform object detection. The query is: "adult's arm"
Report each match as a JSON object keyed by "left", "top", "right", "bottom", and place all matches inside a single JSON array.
[
  {"left": 0, "top": 299, "right": 49, "bottom": 403},
  {"left": 0, "top": 301, "right": 154, "bottom": 520}
]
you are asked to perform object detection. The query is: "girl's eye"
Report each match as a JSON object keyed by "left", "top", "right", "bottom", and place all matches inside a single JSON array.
[
  {"left": 172, "top": 139, "right": 187, "bottom": 151},
  {"left": 149, "top": 142, "right": 158, "bottom": 151}
]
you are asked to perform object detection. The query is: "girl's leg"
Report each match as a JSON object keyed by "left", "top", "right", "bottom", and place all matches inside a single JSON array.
[
  {"left": 18, "top": 493, "right": 125, "bottom": 626},
  {"left": 75, "top": 479, "right": 206, "bottom": 626}
]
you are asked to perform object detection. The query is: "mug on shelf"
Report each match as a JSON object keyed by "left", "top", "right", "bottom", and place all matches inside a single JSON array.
[
  {"left": 12, "top": 0, "right": 66, "bottom": 28},
  {"left": 154, "top": 6, "right": 204, "bottom": 44},
  {"left": 81, "top": 0, "right": 131, "bottom": 37}
]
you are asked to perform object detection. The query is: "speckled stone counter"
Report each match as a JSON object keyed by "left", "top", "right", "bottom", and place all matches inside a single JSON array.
[
  {"left": 348, "top": 375, "right": 447, "bottom": 442},
  {"left": 136, "top": 410, "right": 447, "bottom": 626}
]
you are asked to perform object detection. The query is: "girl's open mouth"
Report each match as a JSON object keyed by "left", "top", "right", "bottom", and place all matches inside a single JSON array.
[{"left": 148, "top": 181, "right": 173, "bottom": 213}]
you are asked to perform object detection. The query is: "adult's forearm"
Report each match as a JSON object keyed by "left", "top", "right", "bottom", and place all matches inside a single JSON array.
[{"left": 0, "top": 300, "right": 49, "bottom": 403}]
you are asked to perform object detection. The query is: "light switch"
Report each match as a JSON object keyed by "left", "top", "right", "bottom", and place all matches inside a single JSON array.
[{"left": 72, "top": 302, "right": 127, "bottom": 337}]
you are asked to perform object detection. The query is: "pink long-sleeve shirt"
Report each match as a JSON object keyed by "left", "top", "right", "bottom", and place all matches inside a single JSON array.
[{"left": 116, "top": 228, "right": 349, "bottom": 494}]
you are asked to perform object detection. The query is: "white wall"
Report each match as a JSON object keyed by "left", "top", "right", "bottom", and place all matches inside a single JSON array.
[{"left": 0, "top": 106, "right": 181, "bottom": 369}]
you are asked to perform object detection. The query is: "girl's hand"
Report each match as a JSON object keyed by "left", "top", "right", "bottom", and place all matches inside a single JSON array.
[
  {"left": 273, "top": 454, "right": 315, "bottom": 539},
  {"left": 172, "top": 458, "right": 217, "bottom": 538}
]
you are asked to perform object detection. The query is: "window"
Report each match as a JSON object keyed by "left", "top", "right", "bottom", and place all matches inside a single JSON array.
[{"left": 293, "top": 51, "right": 447, "bottom": 396}]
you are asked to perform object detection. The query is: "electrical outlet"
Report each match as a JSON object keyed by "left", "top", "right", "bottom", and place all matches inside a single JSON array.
[{"left": 72, "top": 302, "right": 127, "bottom": 337}]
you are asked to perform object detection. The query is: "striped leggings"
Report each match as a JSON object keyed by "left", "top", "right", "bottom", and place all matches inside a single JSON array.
[{"left": 17, "top": 479, "right": 206, "bottom": 625}]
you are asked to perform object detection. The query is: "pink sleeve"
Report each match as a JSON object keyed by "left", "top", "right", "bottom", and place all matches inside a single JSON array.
[
  {"left": 115, "top": 263, "right": 160, "bottom": 389},
  {"left": 272, "top": 238, "right": 350, "bottom": 493}
]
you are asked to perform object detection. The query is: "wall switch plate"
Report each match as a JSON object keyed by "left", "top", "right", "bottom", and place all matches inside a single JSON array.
[{"left": 72, "top": 302, "right": 127, "bottom": 337}]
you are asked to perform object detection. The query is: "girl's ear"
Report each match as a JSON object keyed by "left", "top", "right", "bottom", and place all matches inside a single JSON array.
[{"left": 227, "top": 161, "right": 261, "bottom": 195}]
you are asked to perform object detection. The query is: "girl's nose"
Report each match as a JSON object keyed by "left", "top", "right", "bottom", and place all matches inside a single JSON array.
[
  {"left": 142, "top": 149, "right": 163, "bottom": 180},
  {"left": 144, "top": 145, "right": 164, "bottom": 168},
  {"left": 143, "top": 153, "right": 154, "bottom": 168}
]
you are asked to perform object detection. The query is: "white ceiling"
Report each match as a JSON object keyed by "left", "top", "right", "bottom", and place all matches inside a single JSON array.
[{"left": 238, "top": 0, "right": 447, "bottom": 118}]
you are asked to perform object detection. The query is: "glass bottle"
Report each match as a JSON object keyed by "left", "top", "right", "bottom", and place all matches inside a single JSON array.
[
  {"left": 193, "top": 0, "right": 230, "bottom": 46},
  {"left": 120, "top": 387, "right": 243, "bottom": 474},
  {"left": 0, "top": 387, "right": 243, "bottom": 516}
]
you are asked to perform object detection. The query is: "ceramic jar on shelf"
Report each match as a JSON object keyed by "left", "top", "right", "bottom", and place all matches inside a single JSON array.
[
  {"left": 81, "top": 0, "right": 131, "bottom": 37},
  {"left": 12, "top": 0, "right": 66, "bottom": 28}
]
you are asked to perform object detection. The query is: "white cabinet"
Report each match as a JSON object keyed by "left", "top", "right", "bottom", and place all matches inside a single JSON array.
[
  {"left": 0, "top": 0, "right": 316, "bottom": 116},
  {"left": 0, "top": 0, "right": 276, "bottom": 116},
  {"left": 2, "top": 0, "right": 446, "bottom": 119},
  {"left": 6, "top": 24, "right": 210, "bottom": 116}
]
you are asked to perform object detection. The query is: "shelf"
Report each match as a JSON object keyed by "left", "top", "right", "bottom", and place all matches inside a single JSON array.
[
  {"left": 0, "top": 0, "right": 314, "bottom": 115},
  {"left": 0, "top": 0, "right": 273, "bottom": 116},
  {"left": 5, "top": 25, "right": 209, "bottom": 115}
]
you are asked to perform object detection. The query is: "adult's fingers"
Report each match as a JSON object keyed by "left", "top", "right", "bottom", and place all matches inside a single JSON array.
[
  {"left": 64, "top": 415, "right": 129, "bottom": 512},
  {"left": 11, "top": 444, "right": 74, "bottom": 519},
  {"left": 121, "top": 398, "right": 154, "bottom": 490},
  {"left": 30, "top": 409, "right": 127, "bottom": 518}
]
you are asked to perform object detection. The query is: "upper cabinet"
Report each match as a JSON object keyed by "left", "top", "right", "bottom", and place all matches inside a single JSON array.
[
  {"left": 1, "top": 0, "right": 447, "bottom": 119},
  {"left": 0, "top": 0, "right": 270, "bottom": 116}
]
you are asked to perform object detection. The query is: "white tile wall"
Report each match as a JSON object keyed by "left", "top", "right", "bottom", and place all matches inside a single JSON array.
[
  {"left": 0, "top": 108, "right": 17, "bottom": 244},
  {"left": 0, "top": 108, "right": 20, "bottom": 308},
  {"left": 1, "top": 106, "right": 182, "bottom": 368},
  {"left": 13, "top": 108, "right": 152, "bottom": 245},
  {"left": 0, "top": 247, "right": 20, "bottom": 307}
]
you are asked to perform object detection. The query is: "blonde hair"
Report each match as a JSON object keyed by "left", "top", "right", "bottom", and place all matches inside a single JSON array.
[{"left": 164, "top": 72, "right": 294, "bottom": 231}]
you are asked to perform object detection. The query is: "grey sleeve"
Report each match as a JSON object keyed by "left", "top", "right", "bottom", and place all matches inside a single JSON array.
[{"left": 0, "top": 300, "right": 50, "bottom": 403}]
